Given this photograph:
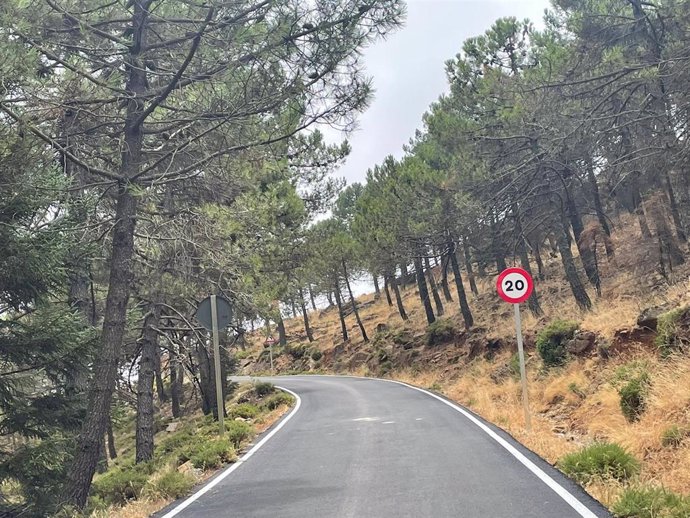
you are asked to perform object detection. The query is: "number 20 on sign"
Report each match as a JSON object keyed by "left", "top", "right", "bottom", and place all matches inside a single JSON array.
[{"left": 496, "top": 267, "right": 534, "bottom": 431}]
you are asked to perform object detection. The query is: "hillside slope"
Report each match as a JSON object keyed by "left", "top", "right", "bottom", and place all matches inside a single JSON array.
[{"left": 240, "top": 214, "right": 690, "bottom": 514}]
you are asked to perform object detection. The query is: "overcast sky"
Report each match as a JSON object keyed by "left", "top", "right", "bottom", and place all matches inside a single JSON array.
[{"left": 323, "top": 0, "right": 551, "bottom": 185}]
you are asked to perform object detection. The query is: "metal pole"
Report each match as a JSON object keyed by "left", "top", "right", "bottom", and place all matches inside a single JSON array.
[
  {"left": 514, "top": 303, "right": 532, "bottom": 431},
  {"left": 210, "top": 295, "right": 225, "bottom": 436}
]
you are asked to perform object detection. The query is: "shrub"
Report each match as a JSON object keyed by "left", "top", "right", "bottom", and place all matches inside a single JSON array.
[
  {"left": 254, "top": 381, "right": 275, "bottom": 397},
  {"left": 619, "top": 372, "right": 650, "bottom": 423},
  {"left": 425, "top": 318, "right": 458, "bottom": 346},
  {"left": 536, "top": 320, "right": 579, "bottom": 367},
  {"left": 613, "top": 487, "right": 690, "bottom": 518},
  {"left": 262, "top": 392, "right": 294, "bottom": 411},
  {"left": 509, "top": 353, "right": 522, "bottom": 379},
  {"left": 226, "top": 420, "right": 254, "bottom": 449},
  {"left": 157, "top": 430, "right": 195, "bottom": 455},
  {"left": 655, "top": 307, "right": 689, "bottom": 356},
  {"left": 310, "top": 348, "right": 323, "bottom": 361},
  {"left": 286, "top": 344, "right": 307, "bottom": 359},
  {"left": 145, "top": 471, "right": 195, "bottom": 499},
  {"left": 231, "top": 403, "right": 259, "bottom": 419},
  {"left": 190, "top": 439, "right": 235, "bottom": 470},
  {"left": 391, "top": 328, "right": 414, "bottom": 346},
  {"left": 91, "top": 467, "right": 149, "bottom": 505},
  {"left": 557, "top": 442, "right": 640, "bottom": 485},
  {"left": 661, "top": 425, "right": 689, "bottom": 448}
]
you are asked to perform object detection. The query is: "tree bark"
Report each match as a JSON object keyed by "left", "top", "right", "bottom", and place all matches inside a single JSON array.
[
  {"left": 107, "top": 418, "right": 117, "bottom": 460},
  {"left": 424, "top": 255, "right": 444, "bottom": 316},
  {"left": 333, "top": 280, "right": 349, "bottom": 342},
  {"left": 586, "top": 158, "right": 613, "bottom": 251},
  {"left": 326, "top": 291, "right": 334, "bottom": 307},
  {"left": 491, "top": 213, "right": 507, "bottom": 272},
  {"left": 135, "top": 305, "right": 160, "bottom": 463},
  {"left": 64, "top": 186, "right": 138, "bottom": 507},
  {"left": 298, "top": 287, "right": 314, "bottom": 342},
  {"left": 512, "top": 204, "right": 543, "bottom": 316},
  {"left": 448, "top": 238, "right": 474, "bottom": 329},
  {"left": 308, "top": 285, "right": 317, "bottom": 311},
  {"left": 462, "top": 238, "right": 479, "bottom": 296},
  {"left": 383, "top": 276, "right": 393, "bottom": 306},
  {"left": 389, "top": 274, "right": 408, "bottom": 320},
  {"left": 440, "top": 255, "right": 453, "bottom": 302},
  {"left": 153, "top": 347, "right": 167, "bottom": 403},
  {"left": 197, "top": 341, "right": 213, "bottom": 416},
  {"left": 277, "top": 315, "right": 287, "bottom": 347},
  {"left": 664, "top": 171, "right": 686, "bottom": 242},
  {"left": 414, "top": 255, "right": 435, "bottom": 325},
  {"left": 170, "top": 351, "right": 181, "bottom": 419},
  {"left": 564, "top": 179, "right": 601, "bottom": 296},
  {"left": 557, "top": 209, "right": 592, "bottom": 311},
  {"left": 342, "top": 260, "right": 368, "bottom": 342},
  {"left": 372, "top": 274, "right": 381, "bottom": 300}
]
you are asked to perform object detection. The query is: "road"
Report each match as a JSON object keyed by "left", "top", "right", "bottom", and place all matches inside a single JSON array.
[{"left": 154, "top": 375, "right": 611, "bottom": 518}]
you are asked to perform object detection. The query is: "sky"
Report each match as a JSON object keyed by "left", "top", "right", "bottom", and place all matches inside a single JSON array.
[{"left": 322, "top": 0, "right": 552, "bottom": 185}]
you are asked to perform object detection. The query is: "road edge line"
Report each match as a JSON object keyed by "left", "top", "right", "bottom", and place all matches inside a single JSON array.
[
  {"left": 159, "top": 386, "right": 301, "bottom": 518},
  {"left": 384, "top": 378, "right": 598, "bottom": 518}
]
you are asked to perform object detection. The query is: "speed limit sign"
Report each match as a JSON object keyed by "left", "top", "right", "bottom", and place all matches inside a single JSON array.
[
  {"left": 496, "top": 267, "right": 534, "bottom": 304},
  {"left": 496, "top": 266, "right": 534, "bottom": 431}
]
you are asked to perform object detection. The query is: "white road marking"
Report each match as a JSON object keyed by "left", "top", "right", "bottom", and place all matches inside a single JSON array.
[
  {"left": 352, "top": 417, "right": 379, "bottom": 422},
  {"left": 385, "top": 379, "right": 599, "bottom": 518},
  {"left": 159, "top": 387, "right": 301, "bottom": 518},
  {"left": 382, "top": 421, "right": 395, "bottom": 424},
  {"left": 415, "top": 418, "right": 423, "bottom": 421}
]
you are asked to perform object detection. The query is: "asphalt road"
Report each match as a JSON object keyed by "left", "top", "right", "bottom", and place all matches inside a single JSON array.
[{"left": 155, "top": 375, "right": 611, "bottom": 518}]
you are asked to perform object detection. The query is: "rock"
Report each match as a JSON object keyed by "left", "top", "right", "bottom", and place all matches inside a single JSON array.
[
  {"left": 166, "top": 421, "right": 180, "bottom": 433},
  {"left": 348, "top": 351, "right": 370, "bottom": 369},
  {"left": 636, "top": 306, "right": 669, "bottom": 330},
  {"left": 235, "top": 417, "right": 248, "bottom": 422},
  {"left": 566, "top": 331, "right": 596, "bottom": 354},
  {"left": 177, "top": 461, "right": 194, "bottom": 476},
  {"left": 375, "top": 323, "right": 389, "bottom": 334}
]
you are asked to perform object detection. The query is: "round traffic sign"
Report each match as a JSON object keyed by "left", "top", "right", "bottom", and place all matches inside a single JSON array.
[{"left": 496, "top": 267, "right": 534, "bottom": 304}]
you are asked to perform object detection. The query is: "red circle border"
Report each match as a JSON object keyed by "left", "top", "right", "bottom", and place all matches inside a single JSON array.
[{"left": 496, "top": 267, "right": 534, "bottom": 304}]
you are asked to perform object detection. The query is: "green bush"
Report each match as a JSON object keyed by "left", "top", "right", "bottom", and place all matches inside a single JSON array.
[
  {"left": 613, "top": 487, "right": 690, "bottom": 518},
  {"left": 144, "top": 471, "right": 195, "bottom": 499},
  {"left": 536, "top": 320, "right": 579, "bottom": 367},
  {"left": 231, "top": 403, "right": 259, "bottom": 419},
  {"left": 509, "top": 353, "right": 521, "bottom": 379},
  {"left": 557, "top": 442, "right": 640, "bottom": 485},
  {"left": 263, "top": 392, "right": 294, "bottom": 411},
  {"left": 310, "top": 348, "right": 323, "bottom": 361},
  {"left": 661, "top": 425, "right": 689, "bottom": 448},
  {"left": 655, "top": 307, "right": 689, "bottom": 357},
  {"left": 425, "top": 318, "right": 458, "bottom": 346},
  {"left": 391, "top": 328, "right": 414, "bottom": 346},
  {"left": 190, "top": 439, "right": 235, "bottom": 470},
  {"left": 91, "top": 467, "right": 149, "bottom": 505},
  {"left": 226, "top": 420, "right": 254, "bottom": 449},
  {"left": 286, "top": 344, "right": 307, "bottom": 359},
  {"left": 157, "top": 429, "right": 195, "bottom": 455},
  {"left": 254, "top": 381, "right": 275, "bottom": 397},
  {"left": 619, "top": 372, "right": 650, "bottom": 423}
]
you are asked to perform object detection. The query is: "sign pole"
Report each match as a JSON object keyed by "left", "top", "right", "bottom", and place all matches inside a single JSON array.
[
  {"left": 514, "top": 303, "right": 531, "bottom": 432},
  {"left": 210, "top": 295, "right": 225, "bottom": 436}
]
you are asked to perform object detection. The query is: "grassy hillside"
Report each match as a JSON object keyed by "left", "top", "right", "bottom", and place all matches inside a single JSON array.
[{"left": 240, "top": 213, "right": 690, "bottom": 515}]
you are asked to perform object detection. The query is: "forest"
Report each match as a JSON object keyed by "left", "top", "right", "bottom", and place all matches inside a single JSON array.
[{"left": 2, "top": 0, "right": 690, "bottom": 516}]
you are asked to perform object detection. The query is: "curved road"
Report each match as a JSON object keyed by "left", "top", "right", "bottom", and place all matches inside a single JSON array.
[{"left": 155, "top": 376, "right": 611, "bottom": 518}]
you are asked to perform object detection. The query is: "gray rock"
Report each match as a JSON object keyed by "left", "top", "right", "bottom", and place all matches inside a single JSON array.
[
  {"left": 376, "top": 323, "right": 390, "bottom": 334},
  {"left": 636, "top": 306, "right": 669, "bottom": 330},
  {"left": 566, "top": 331, "right": 596, "bottom": 354}
]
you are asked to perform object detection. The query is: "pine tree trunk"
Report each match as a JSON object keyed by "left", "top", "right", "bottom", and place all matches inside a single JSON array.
[
  {"left": 333, "top": 281, "right": 349, "bottom": 341},
  {"left": 564, "top": 179, "right": 601, "bottom": 295},
  {"left": 491, "top": 213, "right": 507, "bottom": 272},
  {"left": 557, "top": 209, "right": 592, "bottom": 311},
  {"left": 383, "top": 276, "right": 393, "bottom": 306},
  {"left": 96, "top": 438, "right": 107, "bottom": 474},
  {"left": 632, "top": 178, "right": 653, "bottom": 238},
  {"left": 326, "top": 291, "right": 334, "bottom": 307},
  {"left": 448, "top": 238, "right": 473, "bottom": 329},
  {"left": 512, "top": 204, "right": 543, "bottom": 316},
  {"left": 277, "top": 315, "right": 287, "bottom": 347},
  {"left": 135, "top": 305, "right": 160, "bottom": 463},
  {"left": 373, "top": 274, "right": 381, "bottom": 300},
  {"left": 342, "top": 260, "right": 368, "bottom": 342},
  {"left": 587, "top": 157, "right": 613, "bottom": 245},
  {"left": 107, "top": 418, "right": 117, "bottom": 460},
  {"left": 664, "top": 171, "right": 686, "bottom": 242},
  {"left": 440, "top": 255, "right": 453, "bottom": 302},
  {"left": 414, "top": 255, "right": 435, "bottom": 325},
  {"left": 290, "top": 299, "right": 297, "bottom": 319},
  {"left": 170, "top": 349, "right": 181, "bottom": 419},
  {"left": 424, "top": 255, "right": 444, "bottom": 316},
  {"left": 298, "top": 287, "right": 314, "bottom": 342},
  {"left": 389, "top": 274, "right": 408, "bottom": 320},
  {"left": 64, "top": 186, "right": 138, "bottom": 507},
  {"left": 462, "top": 238, "right": 479, "bottom": 295},
  {"left": 153, "top": 347, "right": 167, "bottom": 403},
  {"left": 197, "top": 341, "right": 213, "bottom": 416},
  {"left": 308, "top": 285, "right": 317, "bottom": 311}
]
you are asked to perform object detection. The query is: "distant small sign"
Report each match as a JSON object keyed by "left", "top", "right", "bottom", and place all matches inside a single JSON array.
[{"left": 264, "top": 336, "right": 277, "bottom": 348}]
